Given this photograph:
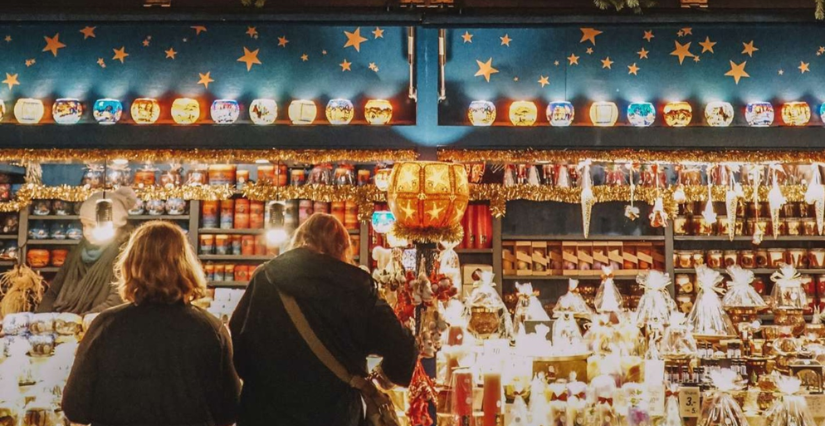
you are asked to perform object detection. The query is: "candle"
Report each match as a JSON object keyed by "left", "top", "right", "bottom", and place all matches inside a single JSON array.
[
  {"left": 482, "top": 372, "right": 502, "bottom": 426},
  {"left": 452, "top": 368, "right": 474, "bottom": 421}
]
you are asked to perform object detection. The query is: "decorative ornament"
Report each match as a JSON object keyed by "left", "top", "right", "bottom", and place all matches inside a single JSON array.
[
  {"left": 364, "top": 99, "right": 393, "bottom": 125},
  {"left": 672, "top": 184, "right": 687, "bottom": 203},
  {"left": 768, "top": 165, "right": 786, "bottom": 238},
  {"left": 288, "top": 100, "right": 317, "bottom": 125},
  {"left": 509, "top": 101, "right": 538, "bottom": 126},
  {"left": 578, "top": 160, "right": 594, "bottom": 237},
  {"left": 701, "top": 182, "right": 717, "bottom": 225},
  {"left": 468, "top": 100, "right": 496, "bottom": 126},
  {"left": 210, "top": 99, "right": 240, "bottom": 124},
  {"left": 374, "top": 168, "right": 392, "bottom": 191},
  {"left": 725, "top": 167, "right": 742, "bottom": 241},
  {"left": 93, "top": 99, "right": 123, "bottom": 125},
  {"left": 371, "top": 210, "right": 396, "bottom": 234},
  {"left": 130, "top": 98, "right": 160, "bottom": 124},
  {"left": 593, "top": 0, "right": 655, "bottom": 12},
  {"left": 704, "top": 102, "right": 734, "bottom": 127},
  {"left": 625, "top": 163, "right": 639, "bottom": 220},
  {"left": 325, "top": 98, "right": 355, "bottom": 125},
  {"left": 547, "top": 101, "right": 574, "bottom": 126},
  {"left": 663, "top": 102, "right": 692, "bottom": 127},
  {"left": 627, "top": 102, "right": 656, "bottom": 127},
  {"left": 589, "top": 101, "right": 618, "bottom": 127},
  {"left": 781, "top": 101, "right": 811, "bottom": 126},
  {"left": 14, "top": 99, "right": 44, "bottom": 124},
  {"left": 249, "top": 99, "right": 278, "bottom": 125},
  {"left": 745, "top": 102, "right": 774, "bottom": 127},
  {"left": 171, "top": 98, "right": 200, "bottom": 125},
  {"left": 52, "top": 98, "right": 84, "bottom": 125},
  {"left": 805, "top": 164, "right": 825, "bottom": 235},
  {"left": 650, "top": 196, "right": 667, "bottom": 228}
]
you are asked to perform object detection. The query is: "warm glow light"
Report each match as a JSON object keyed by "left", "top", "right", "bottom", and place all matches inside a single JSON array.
[
  {"left": 626, "top": 102, "right": 656, "bottom": 127},
  {"left": 781, "top": 101, "right": 811, "bottom": 126},
  {"left": 371, "top": 211, "right": 396, "bottom": 234},
  {"left": 589, "top": 101, "right": 618, "bottom": 127},
  {"left": 468, "top": 100, "right": 496, "bottom": 126},
  {"left": 266, "top": 201, "right": 287, "bottom": 246},
  {"left": 547, "top": 101, "right": 574, "bottom": 127},
  {"left": 325, "top": 98, "right": 355, "bottom": 125},
  {"left": 704, "top": 102, "right": 734, "bottom": 127},
  {"left": 364, "top": 99, "right": 393, "bottom": 125},
  {"left": 0, "top": 100, "right": 5, "bottom": 122},
  {"left": 210, "top": 99, "right": 240, "bottom": 124},
  {"left": 249, "top": 99, "right": 278, "bottom": 125},
  {"left": 14, "top": 98, "right": 45, "bottom": 124},
  {"left": 386, "top": 162, "right": 469, "bottom": 230},
  {"left": 92, "top": 198, "right": 115, "bottom": 244},
  {"left": 171, "top": 98, "right": 200, "bottom": 125},
  {"left": 130, "top": 98, "right": 161, "bottom": 124},
  {"left": 92, "top": 221, "right": 115, "bottom": 244},
  {"left": 663, "top": 102, "right": 692, "bottom": 127},
  {"left": 93, "top": 99, "right": 123, "bottom": 125},
  {"left": 288, "top": 100, "right": 317, "bottom": 125},
  {"left": 52, "top": 98, "right": 84, "bottom": 124},
  {"left": 508, "top": 101, "right": 538, "bottom": 126},
  {"left": 266, "top": 228, "right": 288, "bottom": 246},
  {"left": 745, "top": 102, "right": 774, "bottom": 127}
]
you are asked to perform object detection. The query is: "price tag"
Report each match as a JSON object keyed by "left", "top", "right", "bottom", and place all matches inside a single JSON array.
[
  {"left": 679, "top": 386, "right": 701, "bottom": 418},
  {"left": 648, "top": 386, "right": 665, "bottom": 417},
  {"left": 805, "top": 395, "right": 825, "bottom": 419}
]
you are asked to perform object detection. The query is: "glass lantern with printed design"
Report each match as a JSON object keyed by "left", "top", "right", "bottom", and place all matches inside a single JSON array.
[{"left": 93, "top": 99, "right": 123, "bottom": 125}]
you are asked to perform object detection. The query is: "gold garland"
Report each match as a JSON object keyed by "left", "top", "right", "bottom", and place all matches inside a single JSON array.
[
  {"left": 134, "top": 185, "right": 236, "bottom": 201},
  {"left": 391, "top": 223, "right": 464, "bottom": 244},
  {"left": 242, "top": 183, "right": 387, "bottom": 221},
  {"left": 438, "top": 148, "right": 825, "bottom": 165},
  {"left": 16, "top": 184, "right": 95, "bottom": 203},
  {"left": 0, "top": 148, "right": 417, "bottom": 164}
]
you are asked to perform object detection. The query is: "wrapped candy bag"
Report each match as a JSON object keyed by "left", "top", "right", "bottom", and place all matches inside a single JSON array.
[
  {"left": 585, "top": 314, "right": 622, "bottom": 356},
  {"left": 723, "top": 266, "right": 767, "bottom": 309},
  {"left": 658, "top": 312, "right": 698, "bottom": 359},
  {"left": 699, "top": 369, "right": 749, "bottom": 426},
  {"left": 530, "top": 374, "right": 550, "bottom": 426},
  {"left": 554, "top": 279, "right": 594, "bottom": 318},
  {"left": 663, "top": 384, "right": 684, "bottom": 426},
  {"left": 595, "top": 267, "right": 624, "bottom": 313},
  {"left": 624, "top": 383, "right": 651, "bottom": 426},
  {"left": 688, "top": 266, "right": 736, "bottom": 337},
  {"left": 586, "top": 375, "right": 618, "bottom": 426},
  {"left": 548, "top": 381, "right": 568, "bottom": 426},
  {"left": 439, "top": 240, "right": 462, "bottom": 292},
  {"left": 514, "top": 282, "right": 550, "bottom": 335},
  {"left": 765, "top": 376, "right": 816, "bottom": 426},
  {"left": 552, "top": 312, "right": 587, "bottom": 356},
  {"left": 634, "top": 270, "right": 676, "bottom": 326},
  {"left": 567, "top": 374, "right": 587, "bottom": 426},
  {"left": 463, "top": 271, "right": 514, "bottom": 341},
  {"left": 771, "top": 264, "right": 806, "bottom": 309}
]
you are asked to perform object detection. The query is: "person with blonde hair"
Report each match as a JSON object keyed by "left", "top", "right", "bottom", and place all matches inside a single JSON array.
[
  {"left": 62, "top": 221, "right": 240, "bottom": 426},
  {"left": 230, "top": 213, "right": 417, "bottom": 426}
]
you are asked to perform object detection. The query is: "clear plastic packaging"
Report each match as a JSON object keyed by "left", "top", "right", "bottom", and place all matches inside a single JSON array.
[
  {"left": 514, "top": 282, "right": 550, "bottom": 335},
  {"left": 554, "top": 279, "right": 593, "bottom": 318},
  {"left": 463, "top": 271, "right": 514, "bottom": 341},
  {"left": 552, "top": 312, "right": 588, "bottom": 356},
  {"left": 633, "top": 270, "right": 676, "bottom": 325},
  {"left": 567, "top": 375, "right": 587, "bottom": 426},
  {"left": 771, "top": 264, "right": 807, "bottom": 309},
  {"left": 663, "top": 384, "right": 684, "bottom": 426},
  {"left": 585, "top": 375, "right": 618, "bottom": 426},
  {"left": 723, "top": 266, "right": 767, "bottom": 308},
  {"left": 548, "top": 382, "right": 568, "bottom": 426},
  {"left": 765, "top": 376, "right": 816, "bottom": 426},
  {"left": 699, "top": 369, "right": 749, "bottom": 426},
  {"left": 595, "top": 267, "right": 624, "bottom": 313},
  {"left": 688, "top": 266, "right": 736, "bottom": 337},
  {"left": 658, "top": 312, "right": 698, "bottom": 359}
]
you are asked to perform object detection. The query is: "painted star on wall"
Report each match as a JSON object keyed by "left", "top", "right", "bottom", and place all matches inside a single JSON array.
[
  {"left": 699, "top": 36, "right": 716, "bottom": 54},
  {"left": 474, "top": 58, "right": 498, "bottom": 82},
  {"left": 112, "top": 47, "right": 129, "bottom": 63},
  {"left": 725, "top": 60, "right": 749, "bottom": 84},
  {"left": 80, "top": 26, "right": 96, "bottom": 39},
  {"left": 372, "top": 27, "right": 384, "bottom": 39},
  {"left": 681, "top": 27, "right": 693, "bottom": 36},
  {"left": 601, "top": 57, "right": 613, "bottom": 69},
  {"left": 278, "top": 36, "right": 289, "bottom": 47},
  {"left": 97, "top": 58, "right": 105, "bottom": 68},
  {"left": 643, "top": 30, "right": 654, "bottom": 42},
  {"left": 538, "top": 75, "right": 549, "bottom": 87},
  {"left": 462, "top": 31, "right": 473, "bottom": 43},
  {"left": 586, "top": 47, "right": 594, "bottom": 55},
  {"left": 4, "top": 36, "right": 10, "bottom": 43},
  {"left": 500, "top": 34, "right": 512, "bottom": 47},
  {"left": 637, "top": 48, "right": 649, "bottom": 59},
  {"left": 567, "top": 53, "right": 580, "bottom": 65},
  {"left": 198, "top": 71, "right": 214, "bottom": 88},
  {"left": 344, "top": 27, "right": 368, "bottom": 52},
  {"left": 25, "top": 59, "right": 35, "bottom": 67},
  {"left": 693, "top": 56, "right": 701, "bottom": 63},
  {"left": 742, "top": 40, "right": 759, "bottom": 57},
  {"left": 369, "top": 62, "right": 379, "bottom": 72},
  {"left": 340, "top": 59, "right": 352, "bottom": 71},
  {"left": 246, "top": 27, "right": 258, "bottom": 38},
  {"left": 142, "top": 39, "right": 150, "bottom": 47},
  {"left": 301, "top": 54, "right": 309, "bottom": 62},
  {"left": 191, "top": 26, "right": 207, "bottom": 35},
  {"left": 819, "top": 46, "right": 825, "bottom": 55},
  {"left": 628, "top": 63, "right": 639, "bottom": 75},
  {"left": 43, "top": 33, "right": 66, "bottom": 57},
  {"left": 670, "top": 41, "right": 695, "bottom": 65},
  {"left": 580, "top": 28, "right": 603, "bottom": 45},
  {"left": 2, "top": 73, "right": 19, "bottom": 90},
  {"left": 237, "top": 47, "right": 262, "bottom": 71},
  {"left": 799, "top": 61, "right": 811, "bottom": 73},
  {"left": 165, "top": 48, "right": 177, "bottom": 59}
]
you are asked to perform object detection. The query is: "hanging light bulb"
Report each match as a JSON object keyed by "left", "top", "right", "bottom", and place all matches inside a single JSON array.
[
  {"left": 266, "top": 201, "right": 288, "bottom": 247},
  {"left": 768, "top": 165, "right": 786, "bottom": 238},
  {"left": 92, "top": 198, "right": 115, "bottom": 244},
  {"left": 806, "top": 164, "right": 825, "bottom": 235},
  {"left": 701, "top": 183, "right": 717, "bottom": 225}
]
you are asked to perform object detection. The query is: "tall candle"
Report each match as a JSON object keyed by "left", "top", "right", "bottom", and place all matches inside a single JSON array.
[
  {"left": 452, "top": 368, "right": 474, "bottom": 422},
  {"left": 482, "top": 372, "right": 503, "bottom": 426}
]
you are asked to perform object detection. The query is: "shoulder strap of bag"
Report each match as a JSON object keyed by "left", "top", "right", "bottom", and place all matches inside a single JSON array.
[{"left": 277, "top": 289, "right": 367, "bottom": 390}]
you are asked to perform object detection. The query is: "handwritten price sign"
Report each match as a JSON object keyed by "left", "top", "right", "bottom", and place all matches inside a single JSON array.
[{"left": 679, "top": 387, "right": 701, "bottom": 418}]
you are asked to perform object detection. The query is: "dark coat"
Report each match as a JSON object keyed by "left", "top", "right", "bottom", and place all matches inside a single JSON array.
[
  {"left": 229, "top": 248, "right": 417, "bottom": 426},
  {"left": 62, "top": 302, "right": 241, "bottom": 426}
]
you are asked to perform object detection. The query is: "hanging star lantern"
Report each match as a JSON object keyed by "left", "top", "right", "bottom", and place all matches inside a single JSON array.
[
  {"left": 278, "top": 36, "right": 289, "bottom": 47},
  {"left": 670, "top": 41, "right": 695, "bottom": 65},
  {"left": 79, "top": 26, "right": 96, "bottom": 39},
  {"left": 567, "top": 53, "right": 580, "bottom": 65},
  {"left": 42, "top": 33, "right": 66, "bottom": 57},
  {"left": 112, "top": 47, "right": 129, "bottom": 63},
  {"left": 637, "top": 48, "right": 649, "bottom": 59},
  {"left": 601, "top": 57, "right": 613, "bottom": 69},
  {"left": 340, "top": 59, "right": 352, "bottom": 71},
  {"left": 246, "top": 27, "right": 258, "bottom": 38},
  {"left": 742, "top": 40, "right": 759, "bottom": 57},
  {"left": 580, "top": 28, "right": 603, "bottom": 45},
  {"left": 165, "top": 48, "right": 177, "bottom": 59},
  {"left": 699, "top": 36, "right": 716, "bottom": 53},
  {"left": 372, "top": 27, "right": 384, "bottom": 39},
  {"left": 628, "top": 63, "right": 640, "bottom": 75},
  {"left": 2, "top": 73, "right": 19, "bottom": 90},
  {"left": 301, "top": 54, "right": 309, "bottom": 62},
  {"left": 461, "top": 31, "right": 473, "bottom": 43},
  {"left": 538, "top": 75, "right": 549, "bottom": 87},
  {"left": 799, "top": 61, "right": 811, "bottom": 73},
  {"left": 237, "top": 47, "right": 262, "bottom": 71},
  {"left": 643, "top": 30, "right": 654, "bottom": 42},
  {"left": 344, "top": 27, "right": 368, "bottom": 52},
  {"left": 725, "top": 61, "right": 749, "bottom": 84},
  {"left": 198, "top": 72, "right": 214, "bottom": 89},
  {"left": 500, "top": 34, "right": 512, "bottom": 46},
  {"left": 474, "top": 58, "right": 498, "bottom": 82},
  {"left": 191, "top": 26, "right": 207, "bottom": 35}
]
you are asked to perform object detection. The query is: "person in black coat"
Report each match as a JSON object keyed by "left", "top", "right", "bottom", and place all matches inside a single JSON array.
[
  {"left": 63, "top": 221, "right": 241, "bottom": 426},
  {"left": 230, "top": 213, "right": 417, "bottom": 426}
]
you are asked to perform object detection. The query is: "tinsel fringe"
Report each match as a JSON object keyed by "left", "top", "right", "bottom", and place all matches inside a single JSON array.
[
  {"left": 392, "top": 223, "right": 464, "bottom": 244},
  {"left": 242, "top": 183, "right": 387, "bottom": 221}
]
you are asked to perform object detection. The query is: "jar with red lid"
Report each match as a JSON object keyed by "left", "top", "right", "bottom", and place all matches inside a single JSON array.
[{"left": 27, "top": 249, "right": 50, "bottom": 268}]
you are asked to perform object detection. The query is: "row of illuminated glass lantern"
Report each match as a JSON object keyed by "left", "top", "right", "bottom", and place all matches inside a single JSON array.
[
  {"left": 0, "top": 98, "right": 394, "bottom": 125},
  {"left": 469, "top": 100, "right": 819, "bottom": 127}
]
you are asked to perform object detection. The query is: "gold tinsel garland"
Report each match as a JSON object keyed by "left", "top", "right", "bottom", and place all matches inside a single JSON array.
[
  {"left": 438, "top": 149, "right": 825, "bottom": 165},
  {"left": 391, "top": 223, "right": 464, "bottom": 244},
  {"left": 134, "top": 185, "right": 236, "bottom": 201},
  {"left": 242, "top": 183, "right": 387, "bottom": 221}
]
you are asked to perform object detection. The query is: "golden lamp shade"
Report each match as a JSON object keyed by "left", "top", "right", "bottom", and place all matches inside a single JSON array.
[
  {"left": 288, "top": 100, "right": 317, "bottom": 125},
  {"left": 171, "top": 98, "right": 200, "bottom": 125},
  {"left": 781, "top": 101, "right": 811, "bottom": 126},
  {"left": 364, "top": 99, "right": 393, "bottom": 125},
  {"left": 130, "top": 98, "right": 160, "bottom": 124},
  {"left": 663, "top": 101, "right": 692, "bottom": 127},
  {"left": 589, "top": 101, "right": 619, "bottom": 127},
  {"left": 508, "top": 101, "right": 538, "bottom": 126},
  {"left": 386, "top": 161, "right": 469, "bottom": 243}
]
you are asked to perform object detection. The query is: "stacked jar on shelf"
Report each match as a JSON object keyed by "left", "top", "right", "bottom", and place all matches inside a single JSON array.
[{"left": 674, "top": 200, "right": 818, "bottom": 237}]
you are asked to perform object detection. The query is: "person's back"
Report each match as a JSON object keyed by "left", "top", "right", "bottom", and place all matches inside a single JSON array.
[{"left": 230, "top": 214, "right": 416, "bottom": 426}]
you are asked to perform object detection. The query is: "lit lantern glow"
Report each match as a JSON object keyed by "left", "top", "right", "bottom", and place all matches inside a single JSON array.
[
  {"left": 468, "top": 100, "right": 496, "bottom": 126},
  {"left": 663, "top": 102, "right": 692, "bottom": 127},
  {"left": 745, "top": 102, "right": 774, "bottom": 127},
  {"left": 547, "top": 101, "right": 574, "bottom": 127},
  {"left": 781, "top": 101, "right": 811, "bottom": 126},
  {"left": 171, "top": 98, "right": 200, "bottom": 125},
  {"left": 52, "top": 99, "right": 84, "bottom": 124},
  {"left": 13, "top": 98, "right": 45, "bottom": 124},
  {"left": 365, "top": 99, "right": 393, "bottom": 125},
  {"left": 508, "top": 101, "right": 538, "bottom": 126},
  {"left": 93, "top": 99, "right": 123, "bottom": 125},
  {"left": 325, "top": 98, "right": 354, "bottom": 125},
  {"left": 589, "top": 101, "right": 619, "bottom": 127},
  {"left": 371, "top": 211, "right": 396, "bottom": 234},
  {"left": 210, "top": 99, "right": 240, "bottom": 124},
  {"left": 288, "top": 100, "right": 317, "bottom": 125},
  {"left": 0, "top": 100, "right": 5, "bottom": 122},
  {"left": 130, "top": 98, "right": 160, "bottom": 124},
  {"left": 249, "top": 99, "right": 277, "bottom": 125},
  {"left": 704, "top": 102, "right": 734, "bottom": 127},
  {"left": 386, "top": 161, "right": 469, "bottom": 234},
  {"left": 627, "top": 102, "right": 656, "bottom": 127}
]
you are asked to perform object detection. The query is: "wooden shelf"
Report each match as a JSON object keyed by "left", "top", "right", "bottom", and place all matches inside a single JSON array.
[
  {"left": 198, "top": 228, "right": 265, "bottom": 235},
  {"left": 0, "top": 234, "right": 17, "bottom": 240},
  {"left": 27, "top": 239, "right": 80, "bottom": 245},
  {"left": 503, "top": 274, "right": 638, "bottom": 281},
  {"left": 199, "top": 255, "right": 271, "bottom": 261},
  {"left": 348, "top": 228, "right": 360, "bottom": 235},
  {"left": 208, "top": 281, "right": 249, "bottom": 288},
  {"left": 0, "top": 260, "right": 16, "bottom": 267},
  {"left": 674, "top": 268, "right": 825, "bottom": 275},
  {"left": 128, "top": 215, "right": 190, "bottom": 220},
  {"left": 674, "top": 235, "right": 825, "bottom": 241},
  {"left": 33, "top": 267, "right": 61, "bottom": 273},
  {"left": 28, "top": 215, "right": 79, "bottom": 220},
  {"left": 456, "top": 248, "right": 494, "bottom": 254},
  {"left": 503, "top": 234, "right": 665, "bottom": 241}
]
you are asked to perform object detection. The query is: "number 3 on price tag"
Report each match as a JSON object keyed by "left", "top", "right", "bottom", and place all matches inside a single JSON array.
[{"left": 679, "top": 387, "right": 701, "bottom": 418}]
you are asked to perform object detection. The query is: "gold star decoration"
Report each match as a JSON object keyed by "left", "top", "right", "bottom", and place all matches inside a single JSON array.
[
  {"left": 278, "top": 36, "right": 289, "bottom": 47},
  {"left": 567, "top": 53, "right": 580, "bottom": 65},
  {"left": 637, "top": 47, "right": 649, "bottom": 59},
  {"left": 4, "top": 36, "right": 10, "bottom": 43},
  {"left": 699, "top": 36, "right": 716, "bottom": 53},
  {"left": 2, "top": 73, "right": 19, "bottom": 90},
  {"left": 24, "top": 59, "right": 35, "bottom": 67},
  {"left": 369, "top": 62, "right": 379, "bottom": 72},
  {"left": 643, "top": 30, "right": 654, "bottom": 42},
  {"left": 601, "top": 57, "right": 613, "bottom": 69},
  {"left": 97, "top": 58, "right": 106, "bottom": 68},
  {"left": 246, "top": 27, "right": 258, "bottom": 38},
  {"left": 343, "top": 27, "right": 368, "bottom": 52},
  {"left": 142, "top": 39, "right": 150, "bottom": 47},
  {"left": 372, "top": 27, "right": 384, "bottom": 39},
  {"left": 819, "top": 46, "right": 825, "bottom": 54},
  {"left": 237, "top": 47, "right": 262, "bottom": 71},
  {"left": 580, "top": 27, "right": 603, "bottom": 45},
  {"left": 742, "top": 40, "right": 759, "bottom": 57},
  {"left": 670, "top": 41, "right": 695, "bottom": 65},
  {"left": 500, "top": 34, "right": 512, "bottom": 46},
  {"left": 79, "top": 26, "right": 96, "bottom": 39},
  {"left": 554, "top": 60, "right": 559, "bottom": 66},
  {"left": 398, "top": 201, "right": 415, "bottom": 220},
  {"left": 513, "top": 77, "right": 519, "bottom": 82},
  {"left": 682, "top": 27, "right": 693, "bottom": 36},
  {"left": 628, "top": 63, "right": 640, "bottom": 75},
  {"left": 461, "top": 31, "right": 473, "bottom": 43},
  {"left": 474, "top": 58, "right": 499, "bottom": 82},
  {"left": 538, "top": 75, "right": 549, "bottom": 87},
  {"left": 677, "top": 30, "right": 684, "bottom": 37},
  {"left": 42, "top": 33, "right": 66, "bottom": 57},
  {"left": 779, "top": 69, "right": 784, "bottom": 75},
  {"left": 191, "top": 26, "right": 207, "bottom": 35},
  {"left": 427, "top": 204, "right": 444, "bottom": 220},
  {"left": 322, "top": 50, "right": 327, "bottom": 55},
  {"left": 198, "top": 71, "right": 214, "bottom": 89},
  {"left": 693, "top": 56, "right": 701, "bottom": 63},
  {"left": 112, "top": 47, "right": 129, "bottom": 63},
  {"left": 724, "top": 60, "right": 749, "bottom": 84},
  {"left": 340, "top": 59, "right": 352, "bottom": 71},
  {"left": 799, "top": 61, "right": 811, "bottom": 73},
  {"left": 301, "top": 54, "right": 309, "bottom": 62},
  {"left": 165, "top": 48, "right": 177, "bottom": 59},
  {"left": 586, "top": 47, "right": 594, "bottom": 55}
]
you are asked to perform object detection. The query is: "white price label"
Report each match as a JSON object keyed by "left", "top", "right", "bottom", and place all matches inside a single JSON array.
[
  {"left": 805, "top": 395, "right": 825, "bottom": 419},
  {"left": 648, "top": 386, "right": 665, "bottom": 417},
  {"left": 679, "top": 387, "right": 701, "bottom": 418}
]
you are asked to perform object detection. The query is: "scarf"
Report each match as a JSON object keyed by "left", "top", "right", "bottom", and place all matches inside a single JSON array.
[{"left": 51, "top": 233, "right": 126, "bottom": 314}]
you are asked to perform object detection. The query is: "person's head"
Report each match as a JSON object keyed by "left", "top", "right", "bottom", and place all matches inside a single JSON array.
[
  {"left": 79, "top": 187, "right": 138, "bottom": 243},
  {"left": 289, "top": 213, "right": 352, "bottom": 263},
  {"left": 115, "top": 221, "right": 206, "bottom": 305}
]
